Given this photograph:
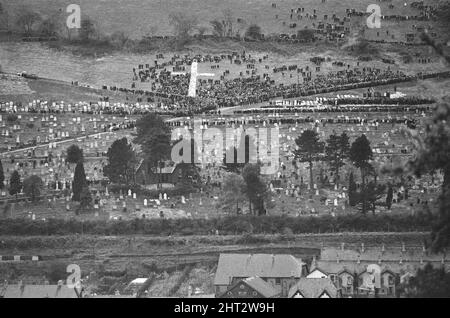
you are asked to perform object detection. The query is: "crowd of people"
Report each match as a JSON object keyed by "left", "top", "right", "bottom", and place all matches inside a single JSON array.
[{"left": 122, "top": 50, "right": 450, "bottom": 114}]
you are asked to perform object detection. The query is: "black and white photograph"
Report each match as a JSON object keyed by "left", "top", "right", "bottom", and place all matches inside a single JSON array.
[{"left": 0, "top": 0, "right": 449, "bottom": 303}]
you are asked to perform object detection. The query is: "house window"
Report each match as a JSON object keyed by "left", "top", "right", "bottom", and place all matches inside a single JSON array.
[
  {"left": 240, "top": 284, "right": 245, "bottom": 289},
  {"left": 275, "top": 278, "right": 281, "bottom": 285},
  {"left": 252, "top": 291, "right": 258, "bottom": 296}
]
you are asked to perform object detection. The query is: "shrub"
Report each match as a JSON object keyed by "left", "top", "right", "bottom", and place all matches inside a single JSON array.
[{"left": 6, "top": 114, "right": 19, "bottom": 123}]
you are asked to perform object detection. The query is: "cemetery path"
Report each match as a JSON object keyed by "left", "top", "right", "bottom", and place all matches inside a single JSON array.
[{"left": 1, "top": 131, "right": 112, "bottom": 156}]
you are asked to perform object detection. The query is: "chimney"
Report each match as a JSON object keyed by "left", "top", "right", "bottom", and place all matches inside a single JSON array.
[
  {"left": 361, "top": 243, "right": 365, "bottom": 253},
  {"left": 399, "top": 257, "right": 403, "bottom": 265},
  {"left": 357, "top": 254, "right": 361, "bottom": 264},
  {"left": 381, "top": 244, "right": 385, "bottom": 254},
  {"left": 401, "top": 242, "right": 406, "bottom": 253}
]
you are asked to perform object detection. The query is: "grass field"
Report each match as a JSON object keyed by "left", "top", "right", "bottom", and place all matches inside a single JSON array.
[
  {"left": 1, "top": 41, "right": 448, "bottom": 93},
  {"left": 3, "top": 0, "right": 446, "bottom": 40}
]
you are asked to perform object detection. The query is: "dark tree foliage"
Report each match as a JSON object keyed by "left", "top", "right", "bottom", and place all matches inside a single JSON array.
[
  {"left": 294, "top": 129, "right": 325, "bottom": 188},
  {"left": 66, "top": 145, "right": 84, "bottom": 164},
  {"left": 103, "top": 138, "right": 136, "bottom": 184},
  {"left": 134, "top": 114, "right": 172, "bottom": 189},
  {"left": 350, "top": 134, "right": 374, "bottom": 214},
  {"left": 386, "top": 184, "right": 393, "bottom": 210},
  {"left": 245, "top": 24, "right": 262, "bottom": 40},
  {"left": 363, "top": 181, "right": 386, "bottom": 215},
  {"left": 411, "top": 102, "right": 450, "bottom": 252},
  {"left": 219, "top": 173, "right": 247, "bottom": 214},
  {"left": 23, "top": 175, "right": 44, "bottom": 202},
  {"left": 223, "top": 134, "right": 255, "bottom": 173},
  {"left": 72, "top": 162, "right": 87, "bottom": 202},
  {"left": 78, "top": 186, "right": 93, "bottom": 212},
  {"left": 9, "top": 170, "right": 21, "bottom": 196},
  {"left": 403, "top": 263, "right": 450, "bottom": 298},
  {"left": 172, "top": 137, "right": 201, "bottom": 187},
  {"left": 242, "top": 164, "right": 268, "bottom": 216},
  {"left": 0, "top": 214, "right": 434, "bottom": 236},
  {"left": 0, "top": 159, "right": 4, "bottom": 190},
  {"left": 348, "top": 172, "right": 357, "bottom": 206},
  {"left": 325, "top": 132, "right": 350, "bottom": 186}
]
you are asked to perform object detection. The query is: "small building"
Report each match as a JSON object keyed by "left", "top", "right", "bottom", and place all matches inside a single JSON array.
[
  {"left": 288, "top": 278, "right": 339, "bottom": 298},
  {"left": 220, "top": 277, "right": 280, "bottom": 298}
]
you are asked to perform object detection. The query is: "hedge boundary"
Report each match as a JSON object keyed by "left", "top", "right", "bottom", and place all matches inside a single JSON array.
[{"left": 0, "top": 214, "right": 433, "bottom": 236}]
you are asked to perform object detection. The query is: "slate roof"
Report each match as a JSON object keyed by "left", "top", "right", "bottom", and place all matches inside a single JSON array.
[
  {"left": 312, "top": 260, "right": 449, "bottom": 276},
  {"left": 288, "top": 278, "right": 338, "bottom": 298},
  {"left": 1, "top": 284, "right": 80, "bottom": 298},
  {"left": 242, "top": 277, "right": 280, "bottom": 298},
  {"left": 214, "top": 254, "right": 304, "bottom": 285},
  {"left": 320, "top": 247, "right": 445, "bottom": 263}
]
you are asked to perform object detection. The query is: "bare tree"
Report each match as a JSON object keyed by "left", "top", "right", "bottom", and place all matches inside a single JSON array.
[
  {"left": 16, "top": 8, "right": 42, "bottom": 36},
  {"left": 79, "top": 16, "right": 96, "bottom": 42},
  {"left": 223, "top": 9, "right": 234, "bottom": 37},
  {"left": 40, "top": 16, "right": 59, "bottom": 37},
  {"left": 210, "top": 20, "right": 225, "bottom": 37},
  {"left": 168, "top": 11, "right": 198, "bottom": 40},
  {"left": 210, "top": 10, "right": 234, "bottom": 38}
]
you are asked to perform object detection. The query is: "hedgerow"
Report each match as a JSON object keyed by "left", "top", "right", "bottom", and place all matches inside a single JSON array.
[{"left": 0, "top": 214, "right": 433, "bottom": 236}]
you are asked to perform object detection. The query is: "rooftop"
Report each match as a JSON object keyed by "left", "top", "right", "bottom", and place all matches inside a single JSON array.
[
  {"left": 214, "top": 253, "right": 304, "bottom": 286},
  {"left": 288, "top": 277, "right": 338, "bottom": 298}
]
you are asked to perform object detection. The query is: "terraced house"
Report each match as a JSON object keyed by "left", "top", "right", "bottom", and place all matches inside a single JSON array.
[{"left": 309, "top": 245, "right": 450, "bottom": 297}]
